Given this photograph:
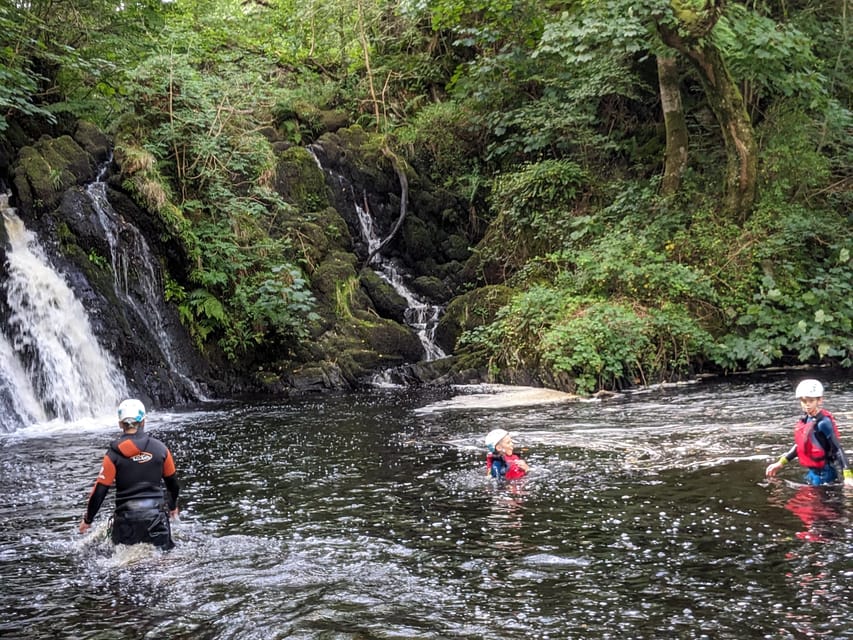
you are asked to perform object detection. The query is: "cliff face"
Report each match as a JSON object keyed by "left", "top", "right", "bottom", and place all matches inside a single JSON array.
[
  {"left": 2, "top": 122, "right": 214, "bottom": 410},
  {"left": 0, "top": 120, "right": 483, "bottom": 406}
]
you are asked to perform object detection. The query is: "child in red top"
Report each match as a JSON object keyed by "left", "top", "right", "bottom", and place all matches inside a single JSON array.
[
  {"left": 765, "top": 379, "right": 853, "bottom": 487},
  {"left": 485, "top": 428, "right": 529, "bottom": 480}
]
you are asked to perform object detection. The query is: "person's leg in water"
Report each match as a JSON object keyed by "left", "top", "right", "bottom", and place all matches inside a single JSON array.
[{"left": 111, "top": 508, "right": 174, "bottom": 550}]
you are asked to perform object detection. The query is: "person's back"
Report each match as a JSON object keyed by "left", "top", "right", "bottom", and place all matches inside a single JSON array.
[{"left": 80, "top": 399, "right": 180, "bottom": 549}]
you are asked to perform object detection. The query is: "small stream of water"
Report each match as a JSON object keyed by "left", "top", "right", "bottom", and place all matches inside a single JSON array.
[{"left": 1, "top": 373, "right": 851, "bottom": 639}]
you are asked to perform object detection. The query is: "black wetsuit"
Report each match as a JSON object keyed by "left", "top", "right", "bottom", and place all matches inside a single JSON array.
[{"left": 83, "top": 430, "right": 179, "bottom": 549}]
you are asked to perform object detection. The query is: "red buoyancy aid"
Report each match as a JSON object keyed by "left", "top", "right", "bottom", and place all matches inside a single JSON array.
[
  {"left": 794, "top": 409, "right": 841, "bottom": 469},
  {"left": 486, "top": 453, "right": 527, "bottom": 480}
]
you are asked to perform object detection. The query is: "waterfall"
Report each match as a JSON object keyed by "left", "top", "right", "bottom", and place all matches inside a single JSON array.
[
  {"left": 309, "top": 147, "right": 446, "bottom": 362},
  {"left": 354, "top": 198, "right": 446, "bottom": 361},
  {"left": 0, "top": 192, "right": 128, "bottom": 428},
  {"left": 85, "top": 168, "right": 205, "bottom": 400}
]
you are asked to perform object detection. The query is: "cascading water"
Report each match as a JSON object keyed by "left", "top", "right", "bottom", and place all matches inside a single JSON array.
[
  {"left": 0, "top": 192, "right": 128, "bottom": 428},
  {"left": 354, "top": 198, "right": 446, "bottom": 361},
  {"left": 309, "top": 147, "right": 446, "bottom": 363},
  {"left": 85, "top": 165, "right": 205, "bottom": 399}
]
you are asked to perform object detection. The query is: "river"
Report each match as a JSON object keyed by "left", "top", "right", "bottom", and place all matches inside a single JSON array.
[{"left": 1, "top": 373, "right": 851, "bottom": 639}]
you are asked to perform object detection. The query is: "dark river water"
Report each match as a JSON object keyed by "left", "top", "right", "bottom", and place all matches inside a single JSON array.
[{"left": 1, "top": 373, "right": 852, "bottom": 639}]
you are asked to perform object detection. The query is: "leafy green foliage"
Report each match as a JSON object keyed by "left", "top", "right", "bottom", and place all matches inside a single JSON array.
[
  {"left": 715, "top": 5, "right": 826, "bottom": 106},
  {"left": 3, "top": 0, "right": 851, "bottom": 387},
  {"left": 0, "top": 5, "right": 57, "bottom": 131},
  {"left": 482, "top": 159, "right": 588, "bottom": 264},
  {"left": 717, "top": 246, "right": 852, "bottom": 369},
  {"left": 459, "top": 285, "right": 714, "bottom": 394},
  {"left": 394, "top": 99, "right": 485, "bottom": 188}
]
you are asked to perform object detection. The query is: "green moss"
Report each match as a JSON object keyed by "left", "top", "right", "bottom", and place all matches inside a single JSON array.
[
  {"left": 309, "top": 251, "right": 359, "bottom": 300},
  {"left": 274, "top": 146, "right": 330, "bottom": 210},
  {"left": 435, "top": 285, "right": 514, "bottom": 353}
]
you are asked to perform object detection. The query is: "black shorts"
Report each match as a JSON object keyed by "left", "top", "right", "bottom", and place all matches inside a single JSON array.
[{"left": 111, "top": 507, "right": 174, "bottom": 550}]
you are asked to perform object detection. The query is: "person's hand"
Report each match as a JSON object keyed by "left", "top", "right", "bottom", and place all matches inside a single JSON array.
[
  {"left": 79, "top": 520, "right": 90, "bottom": 534},
  {"left": 169, "top": 508, "right": 179, "bottom": 520},
  {"left": 517, "top": 460, "right": 530, "bottom": 472},
  {"left": 765, "top": 461, "right": 782, "bottom": 477}
]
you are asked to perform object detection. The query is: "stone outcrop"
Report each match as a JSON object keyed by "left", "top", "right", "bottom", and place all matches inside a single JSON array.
[{"left": 1, "top": 119, "right": 487, "bottom": 402}]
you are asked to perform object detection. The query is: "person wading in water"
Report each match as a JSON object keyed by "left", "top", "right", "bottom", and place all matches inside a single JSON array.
[
  {"left": 766, "top": 379, "right": 853, "bottom": 488},
  {"left": 79, "top": 399, "right": 180, "bottom": 549}
]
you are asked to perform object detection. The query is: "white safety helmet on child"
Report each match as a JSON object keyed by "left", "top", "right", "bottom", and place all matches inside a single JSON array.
[
  {"left": 117, "top": 398, "right": 146, "bottom": 424},
  {"left": 794, "top": 379, "right": 823, "bottom": 399},
  {"left": 485, "top": 428, "right": 509, "bottom": 452}
]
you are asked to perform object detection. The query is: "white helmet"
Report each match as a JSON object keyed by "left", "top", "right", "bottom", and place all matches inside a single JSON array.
[
  {"left": 794, "top": 379, "right": 823, "bottom": 399},
  {"left": 485, "top": 428, "right": 509, "bottom": 452},
  {"left": 117, "top": 398, "right": 146, "bottom": 424}
]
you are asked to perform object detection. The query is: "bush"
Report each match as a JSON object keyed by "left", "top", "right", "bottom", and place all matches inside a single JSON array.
[{"left": 459, "top": 285, "right": 715, "bottom": 394}]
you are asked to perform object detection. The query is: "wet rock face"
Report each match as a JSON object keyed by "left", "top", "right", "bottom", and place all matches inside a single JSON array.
[
  {"left": 309, "top": 127, "right": 474, "bottom": 288},
  {"left": 3, "top": 125, "right": 213, "bottom": 408},
  {"left": 2, "top": 120, "right": 481, "bottom": 398}
]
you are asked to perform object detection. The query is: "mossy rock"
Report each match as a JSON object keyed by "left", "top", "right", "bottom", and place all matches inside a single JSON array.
[
  {"left": 311, "top": 206, "right": 352, "bottom": 252},
  {"left": 273, "top": 146, "right": 330, "bottom": 211},
  {"left": 401, "top": 215, "right": 436, "bottom": 261},
  {"left": 317, "top": 110, "right": 350, "bottom": 133},
  {"left": 441, "top": 233, "right": 471, "bottom": 262},
  {"left": 74, "top": 121, "right": 111, "bottom": 165},
  {"left": 434, "top": 284, "right": 514, "bottom": 354},
  {"left": 359, "top": 269, "right": 408, "bottom": 323},
  {"left": 317, "top": 127, "right": 396, "bottom": 194},
  {"left": 12, "top": 134, "right": 96, "bottom": 216},
  {"left": 410, "top": 275, "right": 452, "bottom": 303},
  {"left": 309, "top": 250, "right": 358, "bottom": 300},
  {"left": 360, "top": 317, "right": 424, "bottom": 362},
  {"left": 292, "top": 207, "right": 352, "bottom": 271},
  {"left": 335, "top": 348, "right": 404, "bottom": 382}
]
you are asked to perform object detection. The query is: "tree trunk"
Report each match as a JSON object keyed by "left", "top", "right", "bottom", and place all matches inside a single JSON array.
[
  {"left": 656, "top": 55, "right": 688, "bottom": 196},
  {"left": 657, "top": 3, "right": 758, "bottom": 219}
]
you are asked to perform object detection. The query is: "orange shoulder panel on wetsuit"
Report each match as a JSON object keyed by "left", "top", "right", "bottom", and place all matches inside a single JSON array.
[
  {"left": 94, "top": 455, "right": 116, "bottom": 488},
  {"left": 163, "top": 450, "right": 176, "bottom": 477}
]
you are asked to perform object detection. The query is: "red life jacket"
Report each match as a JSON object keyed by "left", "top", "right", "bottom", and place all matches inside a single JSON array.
[
  {"left": 794, "top": 409, "right": 840, "bottom": 469},
  {"left": 486, "top": 453, "right": 527, "bottom": 480}
]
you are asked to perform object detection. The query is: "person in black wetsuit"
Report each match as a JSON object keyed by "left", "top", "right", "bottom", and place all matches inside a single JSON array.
[{"left": 79, "top": 399, "right": 180, "bottom": 549}]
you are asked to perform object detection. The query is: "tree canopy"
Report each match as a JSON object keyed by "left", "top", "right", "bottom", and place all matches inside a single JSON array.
[{"left": 1, "top": 0, "right": 850, "bottom": 391}]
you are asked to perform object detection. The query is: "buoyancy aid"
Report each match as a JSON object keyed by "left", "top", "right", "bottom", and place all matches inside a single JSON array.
[
  {"left": 486, "top": 453, "right": 527, "bottom": 480},
  {"left": 106, "top": 432, "right": 174, "bottom": 509},
  {"left": 794, "top": 409, "right": 840, "bottom": 469}
]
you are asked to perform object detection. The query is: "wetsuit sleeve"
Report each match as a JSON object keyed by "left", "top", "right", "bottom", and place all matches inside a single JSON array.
[
  {"left": 163, "top": 449, "right": 180, "bottom": 510},
  {"left": 782, "top": 444, "right": 798, "bottom": 462},
  {"left": 83, "top": 454, "right": 116, "bottom": 524},
  {"left": 163, "top": 449, "right": 176, "bottom": 477},
  {"left": 164, "top": 475, "right": 180, "bottom": 511},
  {"left": 84, "top": 484, "right": 110, "bottom": 524},
  {"left": 817, "top": 418, "right": 850, "bottom": 470}
]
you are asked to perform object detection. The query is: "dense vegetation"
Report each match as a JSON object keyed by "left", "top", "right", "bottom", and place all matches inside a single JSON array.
[{"left": 1, "top": 0, "right": 850, "bottom": 393}]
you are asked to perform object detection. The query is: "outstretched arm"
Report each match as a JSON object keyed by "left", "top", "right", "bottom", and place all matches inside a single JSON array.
[
  {"left": 79, "top": 482, "right": 109, "bottom": 533},
  {"left": 766, "top": 445, "right": 798, "bottom": 477},
  {"left": 79, "top": 454, "right": 115, "bottom": 533}
]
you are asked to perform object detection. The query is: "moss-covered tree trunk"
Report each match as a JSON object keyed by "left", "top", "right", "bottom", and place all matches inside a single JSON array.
[
  {"left": 656, "top": 55, "right": 688, "bottom": 195},
  {"left": 657, "top": 2, "right": 758, "bottom": 219}
]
